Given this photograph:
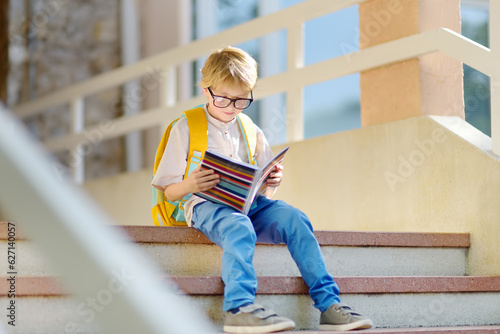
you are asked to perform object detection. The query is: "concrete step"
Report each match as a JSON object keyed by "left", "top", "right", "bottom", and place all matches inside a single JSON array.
[
  {"left": 2, "top": 222, "right": 492, "bottom": 331},
  {"left": 118, "top": 226, "right": 470, "bottom": 277},
  {"left": 0, "top": 222, "right": 470, "bottom": 277},
  {"left": 2, "top": 275, "right": 500, "bottom": 331},
  {"left": 169, "top": 275, "right": 500, "bottom": 329}
]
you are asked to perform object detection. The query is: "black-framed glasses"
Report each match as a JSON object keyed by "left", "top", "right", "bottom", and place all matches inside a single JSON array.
[{"left": 208, "top": 87, "right": 254, "bottom": 110}]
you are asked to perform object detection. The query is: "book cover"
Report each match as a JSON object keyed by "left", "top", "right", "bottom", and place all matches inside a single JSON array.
[{"left": 195, "top": 147, "right": 289, "bottom": 214}]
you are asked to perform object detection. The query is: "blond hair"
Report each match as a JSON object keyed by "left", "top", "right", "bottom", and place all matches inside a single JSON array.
[{"left": 199, "top": 46, "right": 258, "bottom": 92}]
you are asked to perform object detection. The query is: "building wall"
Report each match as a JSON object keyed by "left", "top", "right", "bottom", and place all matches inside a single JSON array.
[
  {"left": 8, "top": 0, "right": 124, "bottom": 180},
  {"left": 8, "top": 0, "right": 194, "bottom": 180}
]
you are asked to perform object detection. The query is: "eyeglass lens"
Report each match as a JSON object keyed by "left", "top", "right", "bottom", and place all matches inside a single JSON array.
[{"left": 214, "top": 97, "right": 251, "bottom": 109}]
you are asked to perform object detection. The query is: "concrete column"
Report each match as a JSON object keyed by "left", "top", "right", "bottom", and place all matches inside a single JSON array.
[
  {"left": 359, "top": 0, "right": 464, "bottom": 126},
  {"left": 139, "top": 0, "right": 193, "bottom": 167},
  {"left": 140, "top": 0, "right": 193, "bottom": 105},
  {"left": 194, "top": 0, "right": 217, "bottom": 96},
  {"left": 121, "top": 0, "right": 142, "bottom": 173}
]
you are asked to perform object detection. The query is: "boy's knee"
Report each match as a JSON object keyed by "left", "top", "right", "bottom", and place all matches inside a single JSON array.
[
  {"left": 237, "top": 219, "right": 257, "bottom": 240},
  {"left": 276, "top": 205, "right": 314, "bottom": 236},
  {"left": 276, "top": 201, "right": 312, "bottom": 225},
  {"left": 222, "top": 215, "right": 257, "bottom": 243}
]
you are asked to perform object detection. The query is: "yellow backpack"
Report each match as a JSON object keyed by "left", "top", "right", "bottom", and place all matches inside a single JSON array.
[{"left": 152, "top": 106, "right": 257, "bottom": 226}]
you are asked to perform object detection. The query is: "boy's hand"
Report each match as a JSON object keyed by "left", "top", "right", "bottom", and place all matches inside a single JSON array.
[
  {"left": 266, "top": 164, "right": 283, "bottom": 188},
  {"left": 186, "top": 166, "right": 220, "bottom": 193}
]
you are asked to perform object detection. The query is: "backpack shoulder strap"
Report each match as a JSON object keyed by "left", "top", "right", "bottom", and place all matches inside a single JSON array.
[
  {"left": 151, "top": 106, "right": 207, "bottom": 227},
  {"left": 184, "top": 106, "right": 208, "bottom": 176},
  {"left": 236, "top": 113, "right": 257, "bottom": 165},
  {"left": 152, "top": 116, "right": 183, "bottom": 227}
]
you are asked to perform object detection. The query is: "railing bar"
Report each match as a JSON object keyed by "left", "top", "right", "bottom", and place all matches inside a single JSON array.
[
  {"left": 259, "top": 28, "right": 491, "bottom": 98},
  {"left": 286, "top": 22, "right": 305, "bottom": 142},
  {"left": 123, "top": 80, "right": 143, "bottom": 173},
  {"left": 71, "top": 98, "right": 84, "bottom": 133},
  {"left": 286, "top": 87, "right": 304, "bottom": 142},
  {"left": 287, "top": 22, "right": 304, "bottom": 70},
  {"left": 490, "top": 74, "right": 500, "bottom": 155},
  {"left": 70, "top": 98, "right": 85, "bottom": 184},
  {"left": 489, "top": 0, "right": 500, "bottom": 155},
  {"left": 13, "top": 0, "right": 367, "bottom": 119},
  {"left": 44, "top": 28, "right": 473, "bottom": 153},
  {"left": 258, "top": 29, "right": 441, "bottom": 98},
  {"left": 45, "top": 33, "right": 434, "bottom": 153},
  {"left": 435, "top": 28, "right": 492, "bottom": 75},
  {"left": 14, "top": 28, "right": 496, "bottom": 155},
  {"left": 490, "top": 0, "right": 499, "bottom": 54},
  {"left": 159, "top": 66, "right": 177, "bottom": 109},
  {"left": 45, "top": 96, "right": 205, "bottom": 153}
]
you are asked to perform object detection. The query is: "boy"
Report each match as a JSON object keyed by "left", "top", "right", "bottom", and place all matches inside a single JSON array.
[{"left": 152, "top": 46, "right": 373, "bottom": 333}]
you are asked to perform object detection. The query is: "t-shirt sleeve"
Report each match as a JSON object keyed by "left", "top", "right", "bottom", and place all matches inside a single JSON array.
[{"left": 151, "top": 118, "right": 189, "bottom": 192}]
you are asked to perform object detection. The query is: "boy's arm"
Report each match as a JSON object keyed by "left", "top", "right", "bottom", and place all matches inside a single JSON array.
[
  {"left": 265, "top": 186, "right": 277, "bottom": 198},
  {"left": 164, "top": 167, "right": 220, "bottom": 202}
]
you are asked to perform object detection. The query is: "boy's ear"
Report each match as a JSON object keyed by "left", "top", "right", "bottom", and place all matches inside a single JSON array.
[{"left": 202, "top": 87, "right": 210, "bottom": 99}]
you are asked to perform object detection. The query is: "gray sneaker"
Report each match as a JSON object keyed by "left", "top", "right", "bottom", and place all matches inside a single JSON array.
[
  {"left": 319, "top": 303, "right": 373, "bottom": 331},
  {"left": 223, "top": 303, "right": 295, "bottom": 333}
]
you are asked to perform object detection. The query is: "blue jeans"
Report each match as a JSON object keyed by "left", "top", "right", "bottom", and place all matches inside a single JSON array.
[{"left": 191, "top": 196, "right": 341, "bottom": 312}]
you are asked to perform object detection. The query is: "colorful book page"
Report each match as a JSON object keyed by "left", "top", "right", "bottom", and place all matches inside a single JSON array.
[
  {"left": 196, "top": 150, "right": 258, "bottom": 212},
  {"left": 195, "top": 147, "right": 289, "bottom": 214}
]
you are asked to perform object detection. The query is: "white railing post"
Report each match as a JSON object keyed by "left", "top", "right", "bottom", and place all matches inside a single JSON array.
[
  {"left": 259, "top": 0, "right": 286, "bottom": 145},
  {"left": 159, "top": 66, "right": 177, "bottom": 109},
  {"left": 490, "top": 0, "right": 500, "bottom": 156},
  {"left": 158, "top": 65, "right": 178, "bottom": 135},
  {"left": 70, "top": 98, "right": 85, "bottom": 184},
  {"left": 286, "top": 22, "right": 305, "bottom": 142}
]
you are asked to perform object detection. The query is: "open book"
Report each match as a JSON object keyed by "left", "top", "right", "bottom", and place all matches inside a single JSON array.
[{"left": 194, "top": 147, "right": 289, "bottom": 215}]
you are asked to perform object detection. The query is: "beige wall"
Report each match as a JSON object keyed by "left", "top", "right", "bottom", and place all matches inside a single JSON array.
[
  {"left": 82, "top": 116, "right": 500, "bottom": 276},
  {"left": 272, "top": 116, "right": 499, "bottom": 276},
  {"left": 83, "top": 168, "right": 152, "bottom": 228}
]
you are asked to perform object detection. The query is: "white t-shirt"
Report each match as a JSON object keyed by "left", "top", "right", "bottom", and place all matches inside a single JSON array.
[{"left": 151, "top": 105, "right": 275, "bottom": 226}]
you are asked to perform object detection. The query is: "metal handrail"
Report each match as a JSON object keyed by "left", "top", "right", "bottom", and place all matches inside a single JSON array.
[{"left": 11, "top": 0, "right": 499, "bottom": 174}]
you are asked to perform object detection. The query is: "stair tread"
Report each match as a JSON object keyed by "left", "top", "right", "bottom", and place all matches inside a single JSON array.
[
  {"left": 117, "top": 226, "right": 470, "bottom": 248},
  {"left": 169, "top": 275, "right": 500, "bottom": 295},
  {"left": 0, "top": 222, "right": 471, "bottom": 248},
  {"left": 3, "top": 275, "right": 500, "bottom": 297},
  {"left": 279, "top": 326, "right": 500, "bottom": 333}
]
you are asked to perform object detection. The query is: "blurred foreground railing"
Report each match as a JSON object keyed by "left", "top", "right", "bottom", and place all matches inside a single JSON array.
[{"left": 0, "top": 103, "right": 214, "bottom": 333}]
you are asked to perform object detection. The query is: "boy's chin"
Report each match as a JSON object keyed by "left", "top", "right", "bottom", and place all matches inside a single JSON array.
[{"left": 219, "top": 112, "right": 238, "bottom": 122}]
